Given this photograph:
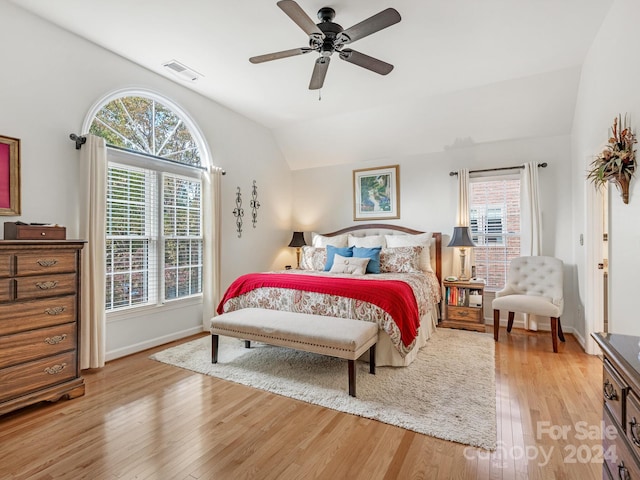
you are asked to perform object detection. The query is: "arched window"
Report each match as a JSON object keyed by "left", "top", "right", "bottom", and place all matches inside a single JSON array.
[{"left": 87, "top": 92, "right": 208, "bottom": 312}]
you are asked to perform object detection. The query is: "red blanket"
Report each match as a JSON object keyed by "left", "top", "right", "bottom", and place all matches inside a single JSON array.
[{"left": 217, "top": 273, "right": 420, "bottom": 348}]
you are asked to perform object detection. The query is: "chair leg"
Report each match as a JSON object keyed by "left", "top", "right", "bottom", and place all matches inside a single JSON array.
[
  {"left": 557, "top": 318, "right": 565, "bottom": 342},
  {"left": 507, "top": 312, "right": 515, "bottom": 332},
  {"left": 550, "top": 317, "right": 559, "bottom": 353},
  {"left": 212, "top": 335, "right": 219, "bottom": 363},
  {"left": 493, "top": 309, "right": 500, "bottom": 341}
]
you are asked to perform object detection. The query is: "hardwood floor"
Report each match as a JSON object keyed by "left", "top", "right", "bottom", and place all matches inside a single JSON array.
[{"left": 0, "top": 328, "right": 603, "bottom": 480}]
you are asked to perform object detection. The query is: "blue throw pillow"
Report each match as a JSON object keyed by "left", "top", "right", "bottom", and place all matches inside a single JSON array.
[
  {"left": 353, "top": 247, "right": 382, "bottom": 274},
  {"left": 324, "top": 245, "right": 353, "bottom": 271}
]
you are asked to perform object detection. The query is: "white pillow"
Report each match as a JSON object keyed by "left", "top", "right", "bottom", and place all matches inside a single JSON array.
[
  {"left": 311, "top": 232, "right": 348, "bottom": 248},
  {"left": 329, "top": 254, "right": 369, "bottom": 275},
  {"left": 385, "top": 233, "right": 433, "bottom": 272},
  {"left": 348, "top": 234, "right": 386, "bottom": 248}
]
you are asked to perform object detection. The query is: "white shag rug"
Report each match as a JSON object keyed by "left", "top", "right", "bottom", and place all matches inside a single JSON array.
[{"left": 150, "top": 328, "right": 497, "bottom": 450}]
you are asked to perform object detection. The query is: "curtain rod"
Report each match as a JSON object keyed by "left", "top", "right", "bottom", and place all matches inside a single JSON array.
[
  {"left": 448, "top": 162, "right": 547, "bottom": 176},
  {"left": 68, "top": 133, "right": 226, "bottom": 174}
]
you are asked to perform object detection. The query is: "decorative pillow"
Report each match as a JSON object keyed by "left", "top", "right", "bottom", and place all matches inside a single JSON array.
[
  {"left": 353, "top": 246, "right": 382, "bottom": 274},
  {"left": 385, "top": 233, "right": 433, "bottom": 272},
  {"left": 380, "top": 246, "right": 423, "bottom": 273},
  {"left": 311, "top": 232, "right": 348, "bottom": 248},
  {"left": 324, "top": 245, "right": 353, "bottom": 271},
  {"left": 348, "top": 234, "right": 386, "bottom": 248},
  {"left": 299, "top": 246, "right": 327, "bottom": 271},
  {"left": 329, "top": 254, "right": 369, "bottom": 275}
]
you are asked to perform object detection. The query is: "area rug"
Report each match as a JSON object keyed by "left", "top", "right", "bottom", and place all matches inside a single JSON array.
[{"left": 150, "top": 328, "right": 496, "bottom": 450}]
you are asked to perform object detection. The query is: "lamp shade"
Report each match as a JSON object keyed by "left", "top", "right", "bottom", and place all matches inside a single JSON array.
[
  {"left": 288, "top": 231, "right": 307, "bottom": 248},
  {"left": 447, "top": 226, "right": 476, "bottom": 248}
]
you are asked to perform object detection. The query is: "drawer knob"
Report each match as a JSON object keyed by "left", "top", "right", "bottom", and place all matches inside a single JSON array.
[
  {"left": 618, "top": 461, "right": 630, "bottom": 480},
  {"left": 44, "top": 306, "right": 66, "bottom": 315},
  {"left": 604, "top": 379, "right": 618, "bottom": 401},
  {"left": 44, "top": 363, "right": 67, "bottom": 375},
  {"left": 44, "top": 334, "right": 67, "bottom": 345},
  {"left": 37, "top": 259, "right": 58, "bottom": 267},
  {"left": 630, "top": 417, "right": 640, "bottom": 448},
  {"left": 35, "top": 281, "right": 58, "bottom": 290}
]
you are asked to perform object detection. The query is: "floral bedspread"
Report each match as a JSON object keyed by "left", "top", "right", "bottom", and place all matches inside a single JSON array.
[{"left": 219, "top": 270, "right": 441, "bottom": 357}]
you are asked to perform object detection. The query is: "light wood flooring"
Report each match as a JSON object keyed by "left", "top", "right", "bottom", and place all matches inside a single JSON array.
[{"left": 0, "top": 328, "right": 603, "bottom": 480}]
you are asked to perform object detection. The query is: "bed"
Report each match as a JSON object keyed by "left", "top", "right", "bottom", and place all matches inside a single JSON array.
[{"left": 216, "top": 224, "right": 442, "bottom": 367}]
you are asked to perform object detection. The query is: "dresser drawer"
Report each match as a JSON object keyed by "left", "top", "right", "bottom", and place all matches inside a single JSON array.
[
  {"left": 626, "top": 392, "right": 640, "bottom": 457},
  {"left": 0, "top": 323, "right": 76, "bottom": 369},
  {"left": 447, "top": 306, "right": 481, "bottom": 322},
  {"left": 15, "top": 273, "right": 76, "bottom": 300},
  {"left": 0, "top": 351, "right": 76, "bottom": 402},
  {"left": 0, "top": 254, "right": 12, "bottom": 278},
  {"left": 0, "top": 278, "right": 14, "bottom": 302},
  {"left": 604, "top": 359, "right": 628, "bottom": 428},
  {"left": 0, "top": 295, "right": 76, "bottom": 335},
  {"left": 15, "top": 252, "right": 76, "bottom": 276},
  {"left": 604, "top": 407, "right": 640, "bottom": 480}
]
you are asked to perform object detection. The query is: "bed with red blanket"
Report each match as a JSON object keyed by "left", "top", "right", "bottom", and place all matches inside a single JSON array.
[{"left": 217, "top": 225, "right": 442, "bottom": 367}]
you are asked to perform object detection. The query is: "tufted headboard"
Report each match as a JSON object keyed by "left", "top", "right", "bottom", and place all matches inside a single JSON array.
[{"left": 321, "top": 224, "right": 442, "bottom": 283}]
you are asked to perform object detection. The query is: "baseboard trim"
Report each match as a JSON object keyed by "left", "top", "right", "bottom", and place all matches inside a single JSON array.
[{"left": 106, "top": 326, "right": 205, "bottom": 361}]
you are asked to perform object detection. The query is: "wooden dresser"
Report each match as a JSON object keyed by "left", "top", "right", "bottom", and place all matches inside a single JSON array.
[
  {"left": 592, "top": 332, "right": 640, "bottom": 479},
  {"left": 0, "top": 241, "right": 85, "bottom": 415}
]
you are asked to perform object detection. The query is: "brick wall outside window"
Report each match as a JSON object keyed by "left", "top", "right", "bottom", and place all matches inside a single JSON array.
[{"left": 470, "top": 178, "right": 521, "bottom": 291}]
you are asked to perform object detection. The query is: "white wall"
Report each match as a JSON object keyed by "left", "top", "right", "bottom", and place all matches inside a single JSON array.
[
  {"left": 292, "top": 134, "right": 577, "bottom": 329},
  {"left": 0, "top": 1, "right": 293, "bottom": 358},
  {"left": 572, "top": 0, "right": 640, "bottom": 338}
]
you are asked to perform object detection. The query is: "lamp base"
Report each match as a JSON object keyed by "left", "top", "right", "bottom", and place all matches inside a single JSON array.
[{"left": 458, "top": 248, "right": 469, "bottom": 281}]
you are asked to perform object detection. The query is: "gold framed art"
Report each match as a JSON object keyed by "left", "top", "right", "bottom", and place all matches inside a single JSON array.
[
  {"left": 353, "top": 164, "right": 399, "bottom": 221},
  {"left": 0, "top": 136, "right": 21, "bottom": 216}
]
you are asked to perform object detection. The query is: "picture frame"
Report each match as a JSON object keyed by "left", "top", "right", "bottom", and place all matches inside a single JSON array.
[
  {"left": 353, "top": 164, "right": 400, "bottom": 221},
  {"left": 0, "top": 136, "right": 21, "bottom": 216}
]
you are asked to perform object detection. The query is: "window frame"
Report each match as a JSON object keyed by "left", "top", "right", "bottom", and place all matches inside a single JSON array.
[{"left": 105, "top": 147, "right": 204, "bottom": 320}]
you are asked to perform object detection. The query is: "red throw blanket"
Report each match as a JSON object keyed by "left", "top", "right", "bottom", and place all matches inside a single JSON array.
[{"left": 217, "top": 273, "right": 420, "bottom": 348}]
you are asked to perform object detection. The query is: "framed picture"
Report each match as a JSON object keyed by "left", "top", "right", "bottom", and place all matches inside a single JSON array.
[
  {"left": 353, "top": 165, "right": 400, "bottom": 221},
  {"left": 0, "top": 136, "right": 21, "bottom": 216}
]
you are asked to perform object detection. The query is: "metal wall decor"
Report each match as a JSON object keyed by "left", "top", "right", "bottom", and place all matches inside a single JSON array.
[
  {"left": 250, "top": 180, "right": 260, "bottom": 228},
  {"left": 232, "top": 187, "right": 244, "bottom": 238}
]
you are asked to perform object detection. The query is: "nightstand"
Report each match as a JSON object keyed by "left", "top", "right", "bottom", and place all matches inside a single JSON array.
[{"left": 440, "top": 280, "right": 485, "bottom": 332}]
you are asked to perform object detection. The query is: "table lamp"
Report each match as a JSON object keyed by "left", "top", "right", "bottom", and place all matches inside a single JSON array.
[
  {"left": 288, "top": 231, "right": 306, "bottom": 269},
  {"left": 447, "top": 226, "right": 476, "bottom": 281}
]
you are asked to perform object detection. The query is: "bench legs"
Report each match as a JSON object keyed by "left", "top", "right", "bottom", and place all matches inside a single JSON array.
[
  {"left": 348, "top": 344, "right": 377, "bottom": 397},
  {"left": 212, "top": 334, "right": 219, "bottom": 363}
]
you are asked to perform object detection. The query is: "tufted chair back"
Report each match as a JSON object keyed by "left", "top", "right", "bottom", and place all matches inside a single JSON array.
[
  {"left": 499, "top": 256, "right": 563, "bottom": 309},
  {"left": 492, "top": 256, "right": 565, "bottom": 353}
]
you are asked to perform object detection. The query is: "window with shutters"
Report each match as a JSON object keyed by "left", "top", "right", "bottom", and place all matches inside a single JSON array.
[
  {"left": 469, "top": 176, "right": 521, "bottom": 291},
  {"left": 92, "top": 94, "right": 204, "bottom": 313}
]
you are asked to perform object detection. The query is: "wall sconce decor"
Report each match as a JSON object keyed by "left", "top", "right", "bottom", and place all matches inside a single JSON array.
[
  {"left": 232, "top": 187, "right": 244, "bottom": 238},
  {"left": 250, "top": 180, "right": 260, "bottom": 228},
  {"left": 288, "top": 231, "right": 307, "bottom": 269}
]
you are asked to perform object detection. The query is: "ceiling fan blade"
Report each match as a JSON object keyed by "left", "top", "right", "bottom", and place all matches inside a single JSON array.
[
  {"left": 249, "top": 47, "right": 313, "bottom": 64},
  {"left": 339, "top": 8, "right": 401, "bottom": 44},
  {"left": 339, "top": 49, "right": 394, "bottom": 75},
  {"left": 277, "top": 0, "right": 324, "bottom": 38},
  {"left": 309, "top": 57, "right": 330, "bottom": 90}
]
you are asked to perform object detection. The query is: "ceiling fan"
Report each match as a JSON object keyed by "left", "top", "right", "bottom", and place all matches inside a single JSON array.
[{"left": 249, "top": 1, "right": 401, "bottom": 90}]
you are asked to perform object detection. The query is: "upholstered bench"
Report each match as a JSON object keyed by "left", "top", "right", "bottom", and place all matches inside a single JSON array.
[{"left": 210, "top": 308, "right": 378, "bottom": 397}]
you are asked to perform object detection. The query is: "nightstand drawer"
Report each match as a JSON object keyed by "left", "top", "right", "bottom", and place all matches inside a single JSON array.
[
  {"left": 447, "top": 306, "right": 481, "bottom": 322},
  {"left": 0, "top": 323, "right": 76, "bottom": 368}
]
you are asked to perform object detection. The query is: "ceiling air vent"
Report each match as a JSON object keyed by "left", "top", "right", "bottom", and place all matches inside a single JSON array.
[{"left": 162, "top": 60, "right": 203, "bottom": 82}]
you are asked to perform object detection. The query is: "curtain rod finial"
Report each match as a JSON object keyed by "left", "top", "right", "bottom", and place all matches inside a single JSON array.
[{"left": 69, "top": 133, "right": 86, "bottom": 150}]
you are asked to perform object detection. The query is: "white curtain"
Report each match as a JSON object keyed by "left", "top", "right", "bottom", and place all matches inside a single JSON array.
[
  {"left": 202, "top": 166, "right": 224, "bottom": 329},
  {"left": 521, "top": 162, "right": 542, "bottom": 256},
  {"left": 79, "top": 135, "right": 107, "bottom": 369},
  {"left": 520, "top": 162, "right": 543, "bottom": 330}
]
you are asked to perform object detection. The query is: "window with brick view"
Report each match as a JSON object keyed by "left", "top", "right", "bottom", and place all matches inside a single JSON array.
[{"left": 469, "top": 176, "right": 521, "bottom": 291}]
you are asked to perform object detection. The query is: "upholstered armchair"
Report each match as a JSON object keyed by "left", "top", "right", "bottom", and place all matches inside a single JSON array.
[{"left": 492, "top": 256, "right": 565, "bottom": 353}]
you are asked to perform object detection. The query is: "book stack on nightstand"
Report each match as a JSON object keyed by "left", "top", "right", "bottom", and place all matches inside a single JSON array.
[{"left": 440, "top": 279, "right": 485, "bottom": 332}]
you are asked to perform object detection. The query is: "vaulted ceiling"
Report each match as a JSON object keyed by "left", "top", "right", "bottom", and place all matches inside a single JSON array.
[{"left": 11, "top": 0, "right": 613, "bottom": 170}]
